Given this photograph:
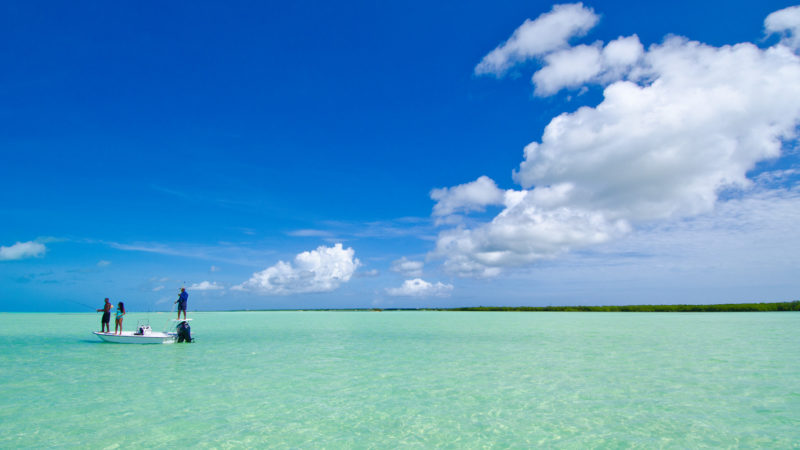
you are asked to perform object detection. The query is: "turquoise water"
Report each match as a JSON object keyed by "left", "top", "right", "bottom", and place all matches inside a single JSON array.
[{"left": 1, "top": 311, "right": 799, "bottom": 447}]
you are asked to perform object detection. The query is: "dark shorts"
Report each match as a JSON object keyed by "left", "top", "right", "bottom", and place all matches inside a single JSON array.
[
  {"left": 101, "top": 312, "right": 110, "bottom": 324},
  {"left": 178, "top": 302, "right": 187, "bottom": 311}
]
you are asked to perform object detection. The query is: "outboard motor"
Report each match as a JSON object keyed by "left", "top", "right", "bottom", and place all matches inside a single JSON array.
[{"left": 176, "top": 321, "right": 193, "bottom": 343}]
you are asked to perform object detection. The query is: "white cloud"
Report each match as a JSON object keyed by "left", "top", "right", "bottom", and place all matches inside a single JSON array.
[
  {"left": 97, "top": 260, "right": 111, "bottom": 267},
  {"left": 532, "top": 44, "right": 604, "bottom": 96},
  {"left": 466, "top": 186, "right": 800, "bottom": 305},
  {"left": 518, "top": 38, "right": 800, "bottom": 221},
  {"left": 532, "top": 35, "right": 644, "bottom": 96},
  {"left": 286, "top": 229, "right": 335, "bottom": 238},
  {"left": 765, "top": 5, "right": 800, "bottom": 50},
  {"left": 357, "top": 268, "right": 380, "bottom": 278},
  {"left": 603, "top": 34, "right": 644, "bottom": 68},
  {"left": 386, "top": 278, "right": 454, "bottom": 297},
  {"left": 438, "top": 6, "right": 800, "bottom": 278},
  {"left": 0, "top": 241, "right": 46, "bottom": 261},
  {"left": 434, "top": 203, "right": 630, "bottom": 277},
  {"left": 153, "top": 286, "right": 165, "bottom": 292},
  {"left": 530, "top": 186, "right": 800, "bottom": 303},
  {"left": 390, "top": 257, "right": 424, "bottom": 277},
  {"left": 236, "top": 243, "right": 360, "bottom": 295},
  {"left": 210, "top": 265, "right": 220, "bottom": 272},
  {"left": 431, "top": 175, "right": 505, "bottom": 217},
  {"left": 475, "top": 3, "right": 599, "bottom": 76},
  {"left": 189, "top": 280, "right": 224, "bottom": 291}
]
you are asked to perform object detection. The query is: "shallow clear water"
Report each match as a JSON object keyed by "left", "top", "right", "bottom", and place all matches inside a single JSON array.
[{"left": 1, "top": 311, "right": 799, "bottom": 447}]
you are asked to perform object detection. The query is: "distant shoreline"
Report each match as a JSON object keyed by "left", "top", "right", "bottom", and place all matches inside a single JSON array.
[
  {"left": 4, "top": 301, "right": 799, "bottom": 314},
  {"left": 227, "top": 301, "right": 800, "bottom": 313},
  {"left": 434, "top": 301, "right": 800, "bottom": 312}
]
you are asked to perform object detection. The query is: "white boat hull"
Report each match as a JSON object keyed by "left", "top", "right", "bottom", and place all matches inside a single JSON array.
[{"left": 93, "top": 331, "right": 176, "bottom": 344}]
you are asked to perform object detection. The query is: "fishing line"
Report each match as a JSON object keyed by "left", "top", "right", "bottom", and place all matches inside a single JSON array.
[{"left": 65, "top": 298, "right": 100, "bottom": 311}]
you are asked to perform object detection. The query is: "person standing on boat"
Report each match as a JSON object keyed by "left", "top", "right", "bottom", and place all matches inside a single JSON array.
[
  {"left": 96, "top": 298, "right": 113, "bottom": 333},
  {"left": 175, "top": 288, "right": 188, "bottom": 320},
  {"left": 114, "top": 301, "right": 126, "bottom": 335}
]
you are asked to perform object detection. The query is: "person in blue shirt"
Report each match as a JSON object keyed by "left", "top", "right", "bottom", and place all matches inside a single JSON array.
[{"left": 175, "top": 288, "right": 189, "bottom": 320}]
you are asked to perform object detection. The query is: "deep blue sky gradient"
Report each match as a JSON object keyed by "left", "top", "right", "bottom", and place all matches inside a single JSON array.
[{"left": 2, "top": 0, "right": 798, "bottom": 311}]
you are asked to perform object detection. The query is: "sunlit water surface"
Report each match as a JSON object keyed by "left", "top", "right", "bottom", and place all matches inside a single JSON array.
[{"left": 1, "top": 311, "right": 799, "bottom": 447}]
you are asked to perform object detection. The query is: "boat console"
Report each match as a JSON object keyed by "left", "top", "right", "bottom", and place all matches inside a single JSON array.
[{"left": 134, "top": 320, "right": 152, "bottom": 336}]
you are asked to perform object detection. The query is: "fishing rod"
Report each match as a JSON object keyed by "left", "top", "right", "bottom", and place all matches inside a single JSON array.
[{"left": 64, "top": 298, "right": 101, "bottom": 311}]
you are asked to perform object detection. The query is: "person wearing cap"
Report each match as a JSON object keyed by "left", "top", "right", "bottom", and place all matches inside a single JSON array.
[
  {"left": 96, "top": 298, "right": 113, "bottom": 333},
  {"left": 175, "top": 288, "right": 189, "bottom": 320}
]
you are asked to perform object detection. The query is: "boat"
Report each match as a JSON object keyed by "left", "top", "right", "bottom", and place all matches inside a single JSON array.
[{"left": 92, "top": 319, "right": 192, "bottom": 344}]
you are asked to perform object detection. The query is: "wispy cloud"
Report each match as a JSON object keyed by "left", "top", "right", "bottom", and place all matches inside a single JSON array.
[
  {"left": 283, "top": 218, "right": 437, "bottom": 246},
  {"left": 286, "top": 229, "right": 336, "bottom": 238},
  {"left": 105, "top": 240, "right": 276, "bottom": 267}
]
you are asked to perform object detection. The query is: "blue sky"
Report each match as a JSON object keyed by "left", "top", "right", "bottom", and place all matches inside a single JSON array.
[{"left": 2, "top": 0, "right": 800, "bottom": 311}]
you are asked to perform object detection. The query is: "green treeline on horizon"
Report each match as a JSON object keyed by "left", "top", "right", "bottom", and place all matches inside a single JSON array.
[
  {"left": 227, "top": 301, "right": 800, "bottom": 313},
  {"left": 428, "top": 301, "right": 800, "bottom": 312}
]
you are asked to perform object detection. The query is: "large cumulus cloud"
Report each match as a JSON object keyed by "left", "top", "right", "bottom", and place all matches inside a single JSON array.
[{"left": 433, "top": 4, "right": 800, "bottom": 277}]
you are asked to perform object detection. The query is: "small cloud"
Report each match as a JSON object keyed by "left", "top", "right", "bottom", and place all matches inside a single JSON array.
[
  {"left": 97, "top": 260, "right": 111, "bottom": 267},
  {"left": 386, "top": 278, "right": 454, "bottom": 298},
  {"left": 236, "top": 243, "right": 360, "bottom": 295},
  {"left": 390, "top": 257, "right": 424, "bottom": 277},
  {"left": 430, "top": 175, "right": 505, "bottom": 217},
  {"left": 189, "top": 281, "right": 224, "bottom": 291},
  {"left": 152, "top": 285, "right": 165, "bottom": 292},
  {"left": 210, "top": 265, "right": 220, "bottom": 272},
  {"left": 0, "top": 241, "right": 46, "bottom": 261}
]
